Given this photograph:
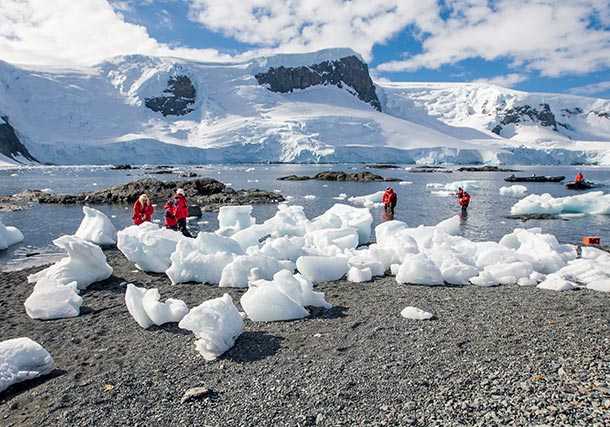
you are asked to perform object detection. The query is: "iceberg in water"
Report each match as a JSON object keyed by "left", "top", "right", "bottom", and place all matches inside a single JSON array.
[
  {"left": 0, "top": 337, "right": 55, "bottom": 393},
  {"left": 75, "top": 206, "right": 117, "bottom": 245},
  {"left": 178, "top": 294, "right": 244, "bottom": 361},
  {"left": 27, "top": 235, "right": 113, "bottom": 290}
]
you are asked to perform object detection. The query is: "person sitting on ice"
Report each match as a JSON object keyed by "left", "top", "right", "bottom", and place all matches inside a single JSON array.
[
  {"left": 382, "top": 187, "right": 397, "bottom": 214},
  {"left": 458, "top": 191, "right": 470, "bottom": 213},
  {"left": 456, "top": 187, "right": 464, "bottom": 199},
  {"left": 173, "top": 188, "right": 193, "bottom": 238},
  {"left": 132, "top": 194, "right": 154, "bottom": 225},
  {"left": 575, "top": 172, "right": 584, "bottom": 182}
]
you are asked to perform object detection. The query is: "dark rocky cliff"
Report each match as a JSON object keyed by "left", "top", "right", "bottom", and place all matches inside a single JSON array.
[
  {"left": 145, "top": 75, "right": 196, "bottom": 116},
  {"left": 255, "top": 56, "right": 382, "bottom": 112},
  {"left": 0, "top": 115, "right": 37, "bottom": 163},
  {"left": 492, "top": 103, "right": 559, "bottom": 135}
]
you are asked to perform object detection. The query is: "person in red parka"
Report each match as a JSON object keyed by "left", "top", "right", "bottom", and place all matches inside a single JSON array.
[
  {"left": 164, "top": 198, "right": 178, "bottom": 230},
  {"left": 173, "top": 188, "right": 192, "bottom": 237},
  {"left": 132, "top": 194, "right": 154, "bottom": 225},
  {"left": 458, "top": 191, "right": 470, "bottom": 213},
  {"left": 575, "top": 172, "right": 584, "bottom": 182},
  {"left": 456, "top": 187, "right": 464, "bottom": 199},
  {"left": 382, "top": 187, "right": 397, "bottom": 214}
]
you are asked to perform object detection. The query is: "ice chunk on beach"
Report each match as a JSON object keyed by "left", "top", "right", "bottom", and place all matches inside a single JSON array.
[
  {"left": 241, "top": 270, "right": 331, "bottom": 321},
  {"left": 537, "top": 274, "right": 577, "bottom": 291},
  {"left": 219, "top": 254, "right": 285, "bottom": 288},
  {"left": 124, "top": 284, "right": 189, "bottom": 328},
  {"left": 0, "top": 219, "right": 24, "bottom": 250},
  {"left": 587, "top": 279, "right": 610, "bottom": 292},
  {"left": 499, "top": 185, "right": 527, "bottom": 196},
  {"left": 178, "top": 294, "right": 244, "bottom": 361},
  {"left": 166, "top": 232, "right": 245, "bottom": 285},
  {"left": 75, "top": 206, "right": 117, "bottom": 245},
  {"left": 0, "top": 337, "right": 54, "bottom": 393},
  {"left": 117, "top": 222, "right": 184, "bottom": 273},
  {"left": 27, "top": 235, "right": 112, "bottom": 290},
  {"left": 254, "top": 236, "right": 306, "bottom": 262},
  {"left": 296, "top": 255, "right": 348, "bottom": 282},
  {"left": 347, "top": 266, "right": 372, "bottom": 282},
  {"left": 401, "top": 306, "right": 434, "bottom": 320},
  {"left": 216, "top": 205, "right": 256, "bottom": 237},
  {"left": 24, "top": 278, "right": 83, "bottom": 320},
  {"left": 304, "top": 227, "right": 359, "bottom": 256},
  {"left": 396, "top": 253, "right": 444, "bottom": 285},
  {"left": 311, "top": 204, "right": 373, "bottom": 244}
]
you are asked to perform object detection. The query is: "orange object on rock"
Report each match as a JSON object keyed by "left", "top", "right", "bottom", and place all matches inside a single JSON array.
[{"left": 582, "top": 236, "right": 600, "bottom": 245}]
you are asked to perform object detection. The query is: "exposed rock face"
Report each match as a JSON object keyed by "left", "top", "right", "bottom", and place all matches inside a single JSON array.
[
  {"left": 278, "top": 171, "right": 400, "bottom": 182},
  {"left": 145, "top": 75, "right": 196, "bottom": 116},
  {"left": 3, "top": 178, "right": 284, "bottom": 212},
  {"left": 255, "top": 56, "right": 382, "bottom": 112},
  {"left": 492, "top": 103, "right": 559, "bottom": 135},
  {"left": 0, "top": 115, "right": 37, "bottom": 163}
]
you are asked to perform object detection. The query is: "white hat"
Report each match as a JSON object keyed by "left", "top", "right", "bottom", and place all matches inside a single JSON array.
[{"left": 176, "top": 188, "right": 185, "bottom": 195}]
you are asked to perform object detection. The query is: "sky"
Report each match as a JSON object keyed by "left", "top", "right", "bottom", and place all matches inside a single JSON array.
[{"left": 0, "top": 0, "right": 609, "bottom": 99}]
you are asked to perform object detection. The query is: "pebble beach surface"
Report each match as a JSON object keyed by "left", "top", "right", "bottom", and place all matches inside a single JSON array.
[{"left": 1, "top": 248, "right": 609, "bottom": 427}]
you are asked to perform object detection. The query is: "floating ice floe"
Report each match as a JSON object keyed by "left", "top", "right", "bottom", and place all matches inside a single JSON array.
[
  {"left": 27, "top": 235, "right": 112, "bottom": 290},
  {"left": 241, "top": 269, "right": 332, "bottom": 322},
  {"left": 117, "top": 222, "right": 185, "bottom": 273},
  {"left": 0, "top": 219, "right": 24, "bottom": 250},
  {"left": 347, "top": 190, "right": 384, "bottom": 208},
  {"left": 499, "top": 185, "right": 527, "bottom": 196},
  {"left": 401, "top": 306, "right": 435, "bottom": 320},
  {"left": 75, "top": 206, "right": 117, "bottom": 245},
  {"left": 178, "top": 294, "right": 244, "bottom": 361},
  {"left": 0, "top": 337, "right": 54, "bottom": 393},
  {"left": 125, "top": 284, "right": 189, "bottom": 328},
  {"left": 24, "top": 278, "right": 83, "bottom": 320},
  {"left": 511, "top": 191, "right": 610, "bottom": 215},
  {"left": 427, "top": 180, "right": 478, "bottom": 193}
]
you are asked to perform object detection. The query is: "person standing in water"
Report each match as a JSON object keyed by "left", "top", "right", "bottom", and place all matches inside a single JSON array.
[
  {"left": 382, "top": 187, "right": 397, "bottom": 214},
  {"left": 458, "top": 191, "right": 470, "bottom": 214}
]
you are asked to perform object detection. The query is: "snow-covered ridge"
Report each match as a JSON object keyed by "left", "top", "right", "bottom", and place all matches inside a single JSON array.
[{"left": 0, "top": 49, "right": 609, "bottom": 166}]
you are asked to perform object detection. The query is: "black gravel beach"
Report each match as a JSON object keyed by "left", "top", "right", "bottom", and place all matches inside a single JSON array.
[{"left": 1, "top": 248, "right": 609, "bottom": 427}]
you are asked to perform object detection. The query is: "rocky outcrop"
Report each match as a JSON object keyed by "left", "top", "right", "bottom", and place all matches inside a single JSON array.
[
  {"left": 492, "top": 103, "right": 558, "bottom": 135},
  {"left": 3, "top": 178, "right": 284, "bottom": 212},
  {"left": 145, "top": 75, "right": 196, "bottom": 116},
  {"left": 278, "top": 171, "right": 400, "bottom": 182},
  {"left": 0, "top": 115, "right": 37, "bottom": 163},
  {"left": 255, "top": 56, "right": 382, "bottom": 111}
]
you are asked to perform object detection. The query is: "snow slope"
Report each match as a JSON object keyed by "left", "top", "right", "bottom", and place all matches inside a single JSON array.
[{"left": 0, "top": 49, "right": 609, "bottom": 165}]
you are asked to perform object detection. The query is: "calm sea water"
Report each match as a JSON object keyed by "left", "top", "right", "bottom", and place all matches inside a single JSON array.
[{"left": 1, "top": 164, "right": 610, "bottom": 271}]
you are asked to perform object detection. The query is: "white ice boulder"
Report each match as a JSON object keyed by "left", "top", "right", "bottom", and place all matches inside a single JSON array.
[
  {"left": 396, "top": 252, "right": 444, "bottom": 285},
  {"left": 401, "top": 306, "right": 434, "bottom": 320},
  {"left": 24, "top": 278, "right": 83, "bottom": 320},
  {"left": 125, "top": 284, "right": 189, "bottom": 328},
  {"left": 254, "top": 236, "right": 306, "bottom": 262},
  {"left": 178, "top": 294, "right": 244, "bottom": 361},
  {"left": 216, "top": 205, "right": 256, "bottom": 237},
  {"left": 587, "top": 279, "right": 610, "bottom": 292},
  {"left": 219, "top": 254, "right": 285, "bottom": 288},
  {"left": 0, "top": 219, "right": 24, "bottom": 250},
  {"left": 537, "top": 274, "right": 577, "bottom": 291},
  {"left": 304, "top": 227, "right": 359, "bottom": 256},
  {"left": 0, "top": 337, "right": 54, "bottom": 393},
  {"left": 347, "top": 191, "right": 384, "bottom": 208},
  {"left": 347, "top": 266, "right": 372, "bottom": 282},
  {"left": 311, "top": 204, "right": 373, "bottom": 245},
  {"left": 510, "top": 193, "right": 564, "bottom": 215},
  {"left": 499, "top": 185, "right": 527, "bottom": 196},
  {"left": 117, "top": 222, "right": 185, "bottom": 273},
  {"left": 296, "top": 255, "right": 348, "bottom": 283},
  {"left": 75, "top": 206, "right": 117, "bottom": 245},
  {"left": 241, "top": 269, "right": 331, "bottom": 322},
  {"left": 166, "top": 232, "right": 245, "bottom": 285},
  {"left": 27, "top": 235, "right": 112, "bottom": 290}
]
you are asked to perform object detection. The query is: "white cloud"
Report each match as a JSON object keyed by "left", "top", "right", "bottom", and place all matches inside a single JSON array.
[
  {"left": 186, "top": 0, "right": 441, "bottom": 62},
  {"left": 473, "top": 73, "right": 528, "bottom": 88},
  {"left": 377, "top": 0, "right": 610, "bottom": 77},
  {"left": 0, "top": 0, "right": 231, "bottom": 67},
  {"left": 568, "top": 81, "right": 610, "bottom": 97}
]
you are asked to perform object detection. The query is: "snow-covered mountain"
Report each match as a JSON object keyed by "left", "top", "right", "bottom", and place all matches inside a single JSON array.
[{"left": 0, "top": 48, "right": 609, "bottom": 166}]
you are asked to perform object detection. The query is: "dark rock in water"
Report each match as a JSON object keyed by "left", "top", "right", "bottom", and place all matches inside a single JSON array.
[
  {"left": 457, "top": 166, "right": 520, "bottom": 172},
  {"left": 187, "top": 206, "right": 202, "bottom": 217},
  {"left": 110, "top": 164, "right": 134, "bottom": 170},
  {"left": 145, "top": 75, "right": 196, "bottom": 117},
  {"left": 364, "top": 164, "right": 401, "bottom": 169},
  {"left": 0, "top": 115, "right": 38, "bottom": 163},
  {"left": 255, "top": 55, "right": 382, "bottom": 112},
  {"left": 179, "top": 172, "right": 199, "bottom": 178},
  {"left": 3, "top": 178, "right": 284, "bottom": 212},
  {"left": 277, "top": 171, "right": 401, "bottom": 182},
  {"left": 507, "top": 214, "right": 567, "bottom": 221},
  {"left": 409, "top": 166, "right": 452, "bottom": 173}
]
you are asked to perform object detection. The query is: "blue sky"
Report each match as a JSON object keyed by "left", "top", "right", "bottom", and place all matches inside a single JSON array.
[{"left": 1, "top": 0, "right": 609, "bottom": 98}]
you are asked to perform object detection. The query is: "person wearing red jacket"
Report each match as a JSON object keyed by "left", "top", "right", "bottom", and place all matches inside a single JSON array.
[
  {"left": 456, "top": 187, "right": 464, "bottom": 199},
  {"left": 164, "top": 198, "right": 178, "bottom": 230},
  {"left": 458, "top": 191, "right": 470, "bottom": 214},
  {"left": 132, "top": 194, "right": 154, "bottom": 225},
  {"left": 382, "top": 187, "right": 397, "bottom": 214},
  {"left": 575, "top": 172, "right": 584, "bottom": 182},
  {"left": 173, "top": 188, "right": 192, "bottom": 237}
]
